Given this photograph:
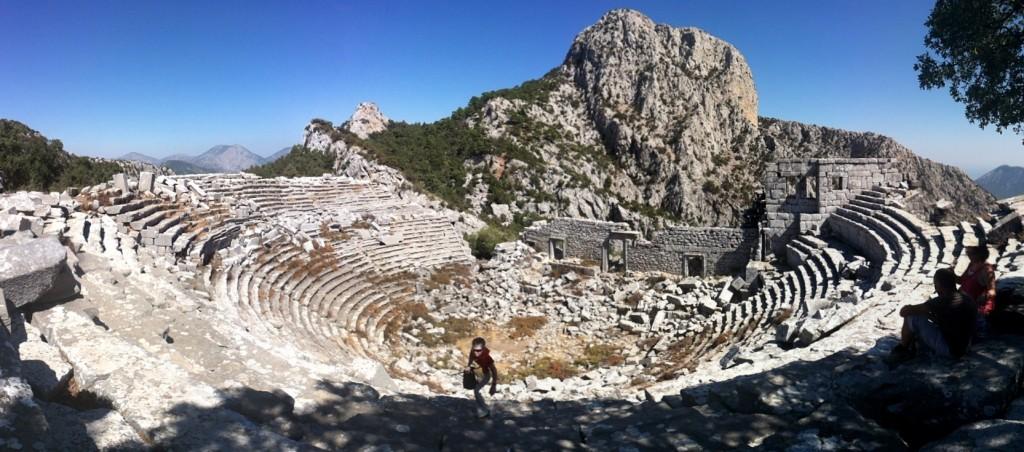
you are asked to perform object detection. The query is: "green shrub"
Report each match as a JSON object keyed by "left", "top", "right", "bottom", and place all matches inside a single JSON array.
[
  {"left": 249, "top": 146, "right": 334, "bottom": 178},
  {"left": 465, "top": 224, "right": 517, "bottom": 260}
]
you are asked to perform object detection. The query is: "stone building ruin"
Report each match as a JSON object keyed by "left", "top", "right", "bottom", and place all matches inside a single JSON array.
[
  {"left": 522, "top": 218, "right": 757, "bottom": 277},
  {"left": 762, "top": 158, "right": 902, "bottom": 259},
  {"left": 522, "top": 158, "right": 902, "bottom": 278}
]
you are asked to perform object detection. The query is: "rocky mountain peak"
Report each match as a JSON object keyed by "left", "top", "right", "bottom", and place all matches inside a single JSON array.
[
  {"left": 343, "top": 102, "right": 390, "bottom": 139},
  {"left": 567, "top": 8, "right": 758, "bottom": 125}
]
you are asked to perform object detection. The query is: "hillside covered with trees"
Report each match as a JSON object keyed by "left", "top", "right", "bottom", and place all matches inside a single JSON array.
[{"left": 0, "top": 119, "right": 123, "bottom": 192}]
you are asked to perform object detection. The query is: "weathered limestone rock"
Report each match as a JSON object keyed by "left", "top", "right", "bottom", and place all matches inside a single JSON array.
[
  {"left": 343, "top": 101, "right": 390, "bottom": 139},
  {"left": 39, "top": 401, "right": 147, "bottom": 451},
  {"left": 18, "top": 322, "right": 73, "bottom": 400},
  {"left": 35, "top": 307, "right": 310, "bottom": 451},
  {"left": 112, "top": 173, "right": 129, "bottom": 194},
  {"left": 138, "top": 171, "right": 154, "bottom": 193},
  {"left": 0, "top": 213, "right": 31, "bottom": 236},
  {"left": 0, "top": 290, "right": 49, "bottom": 451},
  {"left": 0, "top": 237, "right": 70, "bottom": 308}
]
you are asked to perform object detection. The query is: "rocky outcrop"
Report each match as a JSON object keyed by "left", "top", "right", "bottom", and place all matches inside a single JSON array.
[
  {"left": 563, "top": 9, "right": 763, "bottom": 226},
  {"left": 343, "top": 102, "right": 390, "bottom": 139}
]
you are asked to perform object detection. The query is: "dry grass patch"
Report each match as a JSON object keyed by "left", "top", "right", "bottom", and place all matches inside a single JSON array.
[
  {"left": 351, "top": 215, "right": 375, "bottom": 230},
  {"left": 370, "top": 270, "right": 417, "bottom": 286},
  {"left": 625, "top": 292, "right": 644, "bottom": 308},
  {"left": 507, "top": 315, "right": 547, "bottom": 339},
  {"left": 416, "top": 316, "right": 476, "bottom": 347},
  {"left": 424, "top": 263, "right": 474, "bottom": 290},
  {"left": 507, "top": 357, "right": 579, "bottom": 381},
  {"left": 573, "top": 343, "right": 625, "bottom": 369},
  {"left": 771, "top": 307, "right": 794, "bottom": 325},
  {"left": 319, "top": 222, "right": 352, "bottom": 242}
]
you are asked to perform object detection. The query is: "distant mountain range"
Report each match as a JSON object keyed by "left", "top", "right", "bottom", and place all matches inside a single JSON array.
[
  {"left": 119, "top": 145, "right": 292, "bottom": 173},
  {"left": 975, "top": 165, "right": 1024, "bottom": 199}
]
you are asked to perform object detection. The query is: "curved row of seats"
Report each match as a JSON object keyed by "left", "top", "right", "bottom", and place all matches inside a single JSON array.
[
  {"left": 180, "top": 175, "right": 409, "bottom": 217},
  {"left": 93, "top": 189, "right": 238, "bottom": 259},
  {"left": 678, "top": 186, "right": 986, "bottom": 361},
  {"left": 205, "top": 207, "right": 470, "bottom": 362},
  {"left": 679, "top": 234, "right": 851, "bottom": 359}
]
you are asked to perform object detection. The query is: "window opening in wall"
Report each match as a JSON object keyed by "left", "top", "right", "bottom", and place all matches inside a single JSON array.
[
  {"left": 785, "top": 176, "right": 799, "bottom": 196},
  {"left": 804, "top": 176, "right": 817, "bottom": 199},
  {"left": 831, "top": 176, "right": 844, "bottom": 191},
  {"left": 683, "top": 254, "right": 705, "bottom": 277},
  {"left": 549, "top": 238, "right": 566, "bottom": 260}
]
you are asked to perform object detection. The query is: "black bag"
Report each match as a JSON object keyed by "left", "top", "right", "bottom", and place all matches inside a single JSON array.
[{"left": 462, "top": 370, "right": 477, "bottom": 389}]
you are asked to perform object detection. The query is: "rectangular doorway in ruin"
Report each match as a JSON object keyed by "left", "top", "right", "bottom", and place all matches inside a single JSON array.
[
  {"left": 605, "top": 238, "right": 626, "bottom": 271},
  {"left": 683, "top": 254, "right": 705, "bottom": 277},
  {"left": 549, "top": 238, "right": 566, "bottom": 260}
]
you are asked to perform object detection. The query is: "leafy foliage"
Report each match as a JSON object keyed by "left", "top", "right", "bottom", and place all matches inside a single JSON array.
[
  {"left": 915, "top": 0, "right": 1024, "bottom": 141},
  {"left": 353, "top": 119, "right": 538, "bottom": 210},
  {"left": 465, "top": 224, "right": 518, "bottom": 260},
  {"left": 248, "top": 145, "right": 334, "bottom": 178},
  {"left": 0, "top": 119, "right": 122, "bottom": 191},
  {"left": 451, "top": 68, "right": 562, "bottom": 121}
]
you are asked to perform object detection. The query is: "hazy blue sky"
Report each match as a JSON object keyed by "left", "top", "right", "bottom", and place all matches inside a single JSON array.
[{"left": 0, "top": 0, "right": 1019, "bottom": 175}]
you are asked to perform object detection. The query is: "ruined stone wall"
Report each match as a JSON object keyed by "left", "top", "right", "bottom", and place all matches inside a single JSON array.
[
  {"left": 521, "top": 218, "right": 623, "bottom": 265},
  {"left": 631, "top": 227, "right": 758, "bottom": 276},
  {"left": 763, "top": 158, "right": 901, "bottom": 258},
  {"left": 522, "top": 219, "right": 756, "bottom": 276}
]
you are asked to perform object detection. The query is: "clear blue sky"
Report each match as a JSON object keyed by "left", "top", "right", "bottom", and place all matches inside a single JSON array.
[{"left": 0, "top": 0, "right": 1019, "bottom": 176}]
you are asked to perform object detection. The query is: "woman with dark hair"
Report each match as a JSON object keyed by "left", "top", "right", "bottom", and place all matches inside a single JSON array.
[
  {"left": 959, "top": 245, "right": 997, "bottom": 336},
  {"left": 465, "top": 337, "right": 498, "bottom": 418}
]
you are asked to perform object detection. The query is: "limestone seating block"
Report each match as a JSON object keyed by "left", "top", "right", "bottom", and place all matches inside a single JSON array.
[
  {"left": 116, "top": 202, "right": 163, "bottom": 224},
  {"left": 155, "top": 225, "right": 184, "bottom": 247},
  {"left": 130, "top": 208, "right": 174, "bottom": 231}
]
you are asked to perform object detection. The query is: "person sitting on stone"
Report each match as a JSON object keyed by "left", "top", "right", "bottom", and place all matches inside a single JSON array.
[
  {"left": 465, "top": 337, "right": 498, "bottom": 418},
  {"left": 958, "top": 245, "right": 997, "bottom": 337},
  {"left": 889, "top": 268, "right": 976, "bottom": 363}
]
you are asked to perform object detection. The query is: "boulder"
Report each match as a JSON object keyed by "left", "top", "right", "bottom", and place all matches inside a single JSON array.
[
  {"left": 0, "top": 237, "right": 71, "bottom": 308},
  {"left": 34, "top": 307, "right": 309, "bottom": 451}
]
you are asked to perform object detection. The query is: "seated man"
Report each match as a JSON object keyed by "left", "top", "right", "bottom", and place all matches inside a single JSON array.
[{"left": 890, "top": 268, "right": 977, "bottom": 362}]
